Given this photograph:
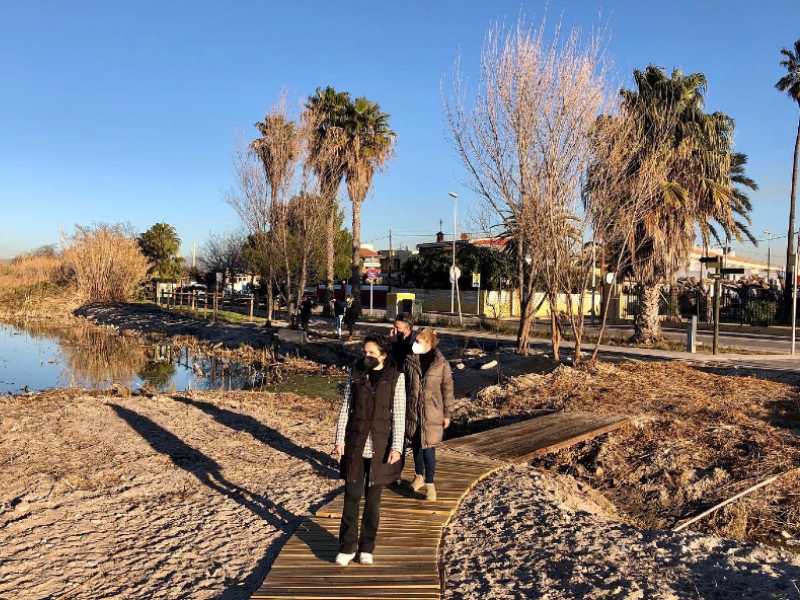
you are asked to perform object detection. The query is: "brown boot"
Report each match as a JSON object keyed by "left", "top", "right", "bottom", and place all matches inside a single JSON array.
[
  {"left": 425, "top": 483, "right": 437, "bottom": 501},
  {"left": 410, "top": 474, "right": 425, "bottom": 492}
]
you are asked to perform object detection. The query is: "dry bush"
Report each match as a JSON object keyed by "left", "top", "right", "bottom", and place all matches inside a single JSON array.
[
  {"left": 0, "top": 249, "right": 78, "bottom": 316},
  {"left": 0, "top": 250, "right": 68, "bottom": 291},
  {"left": 63, "top": 224, "right": 149, "bottom": 302},
  {"left": 471, "top": 361, "right": 800, "bottom": 547}
]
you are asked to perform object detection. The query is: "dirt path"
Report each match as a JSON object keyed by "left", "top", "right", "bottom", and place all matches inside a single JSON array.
[
  {"left": 443, "top": 465, "right": 800, "bottom": 599},
  {"left": 0, "top": 389, "right": 340, "bottom": 600}
]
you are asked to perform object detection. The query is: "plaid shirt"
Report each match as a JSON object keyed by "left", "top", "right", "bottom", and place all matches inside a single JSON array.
[{"left": 335, "top": 371, "right": 406, "bottom": 458}]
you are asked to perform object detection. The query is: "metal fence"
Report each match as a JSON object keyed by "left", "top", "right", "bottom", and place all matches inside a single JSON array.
[{"left": 622, "top": 285, "right": 785, "bottom": 327}]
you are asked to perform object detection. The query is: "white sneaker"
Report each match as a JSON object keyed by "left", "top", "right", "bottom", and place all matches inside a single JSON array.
[
  {"left": 359, "top": 552, "right": 374, "bottom": 565},
  {"left": 335, "top": 552, "right": 356, "bottom": 566}
]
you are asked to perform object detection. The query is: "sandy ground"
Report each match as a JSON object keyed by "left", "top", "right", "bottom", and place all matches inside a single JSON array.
[
  {"left": 4, "top": 340, "right": 800, "bottom": 599},
  {"left": 0, "top": 389, "right": 340, "bottom": 600},
  {"left": 443, "top": 465, "right": 800, "bottom": 600}
]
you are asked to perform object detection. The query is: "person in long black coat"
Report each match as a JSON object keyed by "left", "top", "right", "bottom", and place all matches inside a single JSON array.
[{"left": 332, "top": 335, "right": 406, "bottom": 566}]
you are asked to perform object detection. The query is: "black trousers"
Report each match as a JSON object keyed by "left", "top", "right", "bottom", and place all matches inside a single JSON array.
[{"left": 339, "top": 458, "right": 384, "bottom": 554}]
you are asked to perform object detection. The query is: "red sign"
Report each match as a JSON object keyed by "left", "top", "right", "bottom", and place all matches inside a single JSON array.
[{"left": 366, "top": 268, "right": 381, "bottom": 283}]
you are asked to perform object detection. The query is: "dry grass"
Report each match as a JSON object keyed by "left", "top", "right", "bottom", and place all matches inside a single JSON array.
[
  {"left": 0, "top": 252, "right": 65, "bottom": 289},
  {"left": 0, "top": 252, "right": 80, "bottom": 317},
  {"left": 64, "top": 224, "right": 148, "bottom": 302},
  {"left": 471, "top": 361, "right": 800, "bottom": 547},
  {"left": 1, "top": 225, "right": 148, "bottom": 312}
]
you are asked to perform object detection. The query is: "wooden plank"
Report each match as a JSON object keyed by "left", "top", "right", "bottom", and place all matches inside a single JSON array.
[
  {"left": 252, "top": 411, "right": 628, "bottom": 600},
  {"left": 442, "top": 412, "right": 627, "bottom": 463}
]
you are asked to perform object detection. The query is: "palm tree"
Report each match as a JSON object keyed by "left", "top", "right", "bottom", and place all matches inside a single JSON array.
[
  {"left": 251, "top": 112, "right": 299, "bottom": 323},
  {"left": 616, "top": 66, "right": 755, "bottom": 343},
  {"left": 304, "top": 87, "right": 351, "bottom": 309},
  {"left": 776, "top": 40, "right": 800, "bottom": 312},
  {"left": 724, "top": 152, "right": 758, "bottom": 244},
  {"left": 343, "top": 97, "right": 396, "bottom": 312}
]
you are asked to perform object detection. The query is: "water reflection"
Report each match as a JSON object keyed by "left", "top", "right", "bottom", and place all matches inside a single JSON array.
[
  {"left": 59, "top": 326, "right": 149, "bottom": 388},
  {"left": 0, "top": 320, "right": 339, "bottom": 397}
]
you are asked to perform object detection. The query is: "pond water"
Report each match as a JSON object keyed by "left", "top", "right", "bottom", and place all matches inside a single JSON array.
[{"left": 0, "top": 320, "right": 341, "bottom": 399}]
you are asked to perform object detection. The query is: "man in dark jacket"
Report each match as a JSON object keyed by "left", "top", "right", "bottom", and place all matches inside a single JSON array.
[
  {"left": 343, "top": 295, "right": 357, "bottom": 338},
  {"left": 389, "top": 312, "right": 415, "bottom": 368},
  {"left": 332, "top": 336, "right": 405, "bottom": 566},
  {"left": 300, "top": 295, "right": 314, "bottom": 331}
]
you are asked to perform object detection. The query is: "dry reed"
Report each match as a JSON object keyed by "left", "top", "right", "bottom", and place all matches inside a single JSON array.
[
  {"left": 63, "top": 224, "right": 148, "bottom": 303},
  {"left": 472, "top": 361, "right": 800, "bottom": 547}
]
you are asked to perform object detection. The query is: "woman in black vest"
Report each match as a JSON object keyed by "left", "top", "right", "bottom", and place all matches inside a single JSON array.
[{"left": 332, "top": 335, "right": 406, "bottom": 566}]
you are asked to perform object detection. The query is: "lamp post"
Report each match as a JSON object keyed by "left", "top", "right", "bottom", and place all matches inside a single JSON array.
[{"left": 449, "top": 192, "right": 458, "bottom": 314}]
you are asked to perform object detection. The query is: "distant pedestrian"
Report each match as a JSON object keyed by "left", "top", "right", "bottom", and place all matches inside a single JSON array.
[
  {"left": 343, "top": 295, "right": 357, "bottom": 339},
  {"left": 332, "top": 335, "right": 405, "bottom": 566},
  {"left": 334, "top": 297, "right": 347, "bottom": 338},
  {"left": 389, "top": 312, "right": 415, "bottom": 369},
  {"left": 300, "top": 295, "right": 314, "bottom": 331},
  {"left": 404, "top": 327, "right": 453, "bottom": 501}
]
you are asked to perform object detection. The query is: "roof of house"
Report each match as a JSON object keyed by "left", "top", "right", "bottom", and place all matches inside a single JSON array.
[{"left": 359, "top": 247, "right": 380, "bottom": 258}]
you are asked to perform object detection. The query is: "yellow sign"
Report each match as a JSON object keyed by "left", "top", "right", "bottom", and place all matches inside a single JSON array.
[{"left": 472, "top": 272, "right": 481, "bottom": 288}]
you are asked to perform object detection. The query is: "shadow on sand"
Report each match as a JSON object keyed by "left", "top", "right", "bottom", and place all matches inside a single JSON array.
[
  {"left": 170, "top": 394, "right": 338, "bottom": 478},
  {"left": 108, "top": 403, "right": 340, "bottom": 600}
]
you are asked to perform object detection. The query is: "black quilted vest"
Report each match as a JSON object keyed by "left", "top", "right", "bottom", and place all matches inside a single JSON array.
[{"left": 340, "top": 362, "right": 402, "bottom": 485}]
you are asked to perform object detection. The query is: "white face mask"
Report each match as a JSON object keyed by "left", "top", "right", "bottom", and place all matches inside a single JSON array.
[{"left": 411, "top": 341, "right": 430, "bottom": 355}]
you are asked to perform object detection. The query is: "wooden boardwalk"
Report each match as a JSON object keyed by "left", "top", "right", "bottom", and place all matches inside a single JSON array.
[{"left": 252, "top": 412, "right": 627, "bottom": 600}]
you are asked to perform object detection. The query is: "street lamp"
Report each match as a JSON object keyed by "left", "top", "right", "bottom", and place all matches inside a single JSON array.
[
  {"left": 762, "top": 229, "right": 771, "bottom": 284},
  {"left": 449, "top": 192, "right": 458, "bottom": 314}
]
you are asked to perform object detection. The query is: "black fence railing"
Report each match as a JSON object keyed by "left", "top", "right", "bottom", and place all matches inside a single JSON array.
[{"left": 622, "top": 285, "right": 786, "bottom": 327}]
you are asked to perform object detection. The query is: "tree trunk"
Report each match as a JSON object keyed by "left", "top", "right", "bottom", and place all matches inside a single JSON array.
[
  {"left": 515, "top": 292, "right": 535, "bottom": 356},
  {"left": 351, "top": 198, "right": 362, "bottom": 314},
  {"left": 669, "top": 279, "right": 680, "bottom": 320},
  {"left": 568, "top": 292, "right": 585, "bottom": 366},
  {"left": 297, "top": 248, "right": 308, "bottom": 315},
  {"left": 632, "top": 284, "right": 662, "bottom": 344},
  {"left": 265, "top": 263, "right": 274, "bottom": 326},
  {"left": 785, "top": 117, "right": 800, "bottom": 322},
  {"left": 515, "top": 239, "right": 530, "bottom": 353},
  {"left": 324, "top": 200, "right": 336, "bottom": 314},
  {"left": 281, "top": 217, "right": 295, "bottom": 327},
  {"left": 550, "top": 303, "right": 561, "bottom": 363}
]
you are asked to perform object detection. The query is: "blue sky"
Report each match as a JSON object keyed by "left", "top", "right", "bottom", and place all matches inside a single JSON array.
[{"left": 2, "top": 0, "right": 799, "bottom": 265}]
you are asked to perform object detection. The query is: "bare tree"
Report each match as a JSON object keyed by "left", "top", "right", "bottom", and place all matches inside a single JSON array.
[
  {"left": 446, "top": 18, "right": 609, "bottom": 360},
  {"left": 226, "top": 143, "right": 275, "bottom": 320},
  {"left": 200, "top": 231, "right": 247, "bottom": 277},
  {"left": 287, "top": 186, "right": 327, "bottom": 309},
  {"left": 250, "top": 105, "right": 301, "bottom": 322}
]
